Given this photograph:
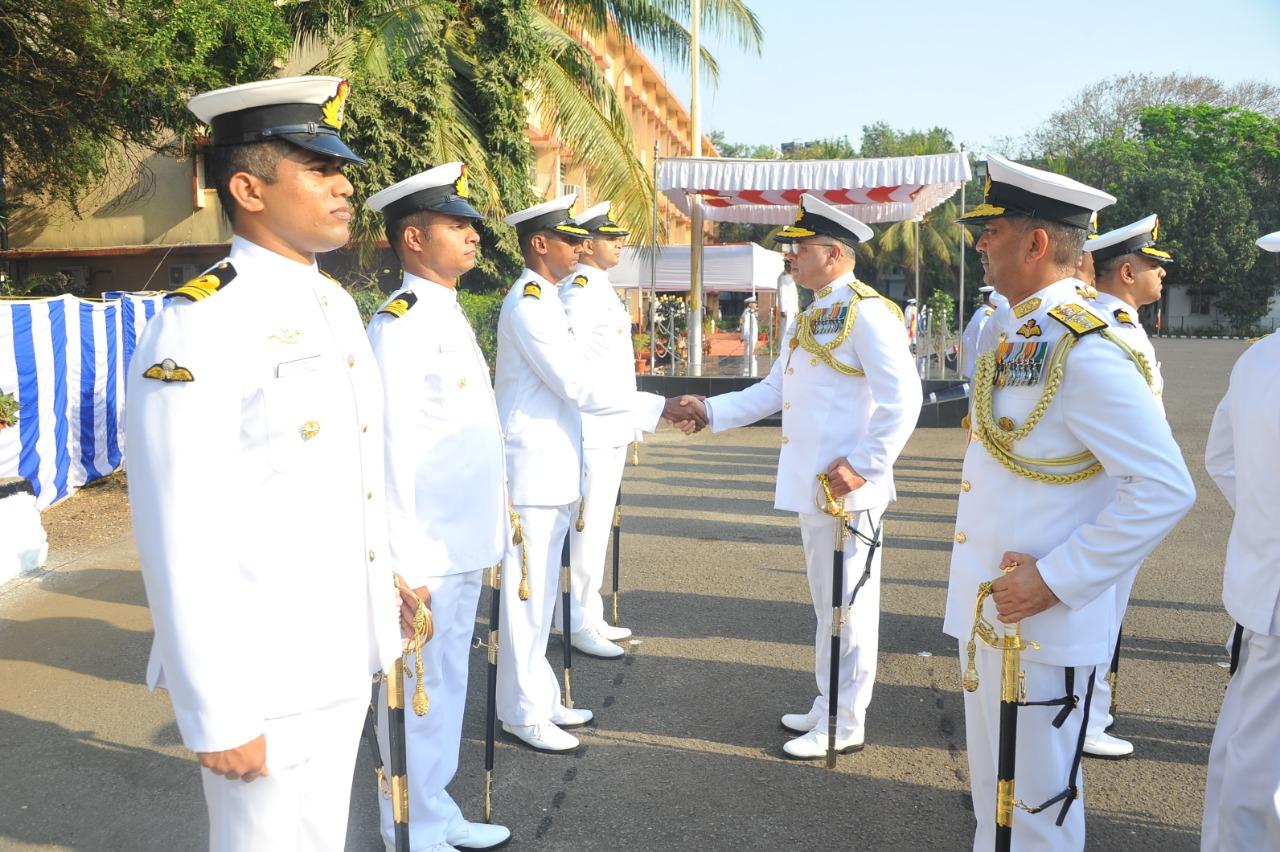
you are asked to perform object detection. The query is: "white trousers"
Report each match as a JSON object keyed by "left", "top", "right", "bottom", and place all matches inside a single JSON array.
[
  {"left": 556, "top": 444, "right": 628, "bottom": 634},
  {"left": 1087, "top": 566, "right": 1138, "bottom": 738},
  {"left": 1202, "top": 628, "right": 1280, "bottom": 851},
  {"left": 497, "top": 503, "right": 571, "bottom": 725},
  {"left": 961, "top": 643, "right": 1093, "bottom": 851},
  {"left": 798, "top": 507, "right": 884, "bottom": 739},
  {"left": 201, "top": 694, "right": 367, "bottom": 852},
  {"left": 376, "top": 570, "right": 483, "bottom": 850}
]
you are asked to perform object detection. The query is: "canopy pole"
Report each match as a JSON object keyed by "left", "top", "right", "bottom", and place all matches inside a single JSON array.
[
  {"left": 687, "top": 0, "right": 703, "bottom": 377},
  {"left": 957, "top": 144, "right": 966, "bottom": 379},
  {"left": 650, "top": 144, "right": 659, "bottom": 375}
]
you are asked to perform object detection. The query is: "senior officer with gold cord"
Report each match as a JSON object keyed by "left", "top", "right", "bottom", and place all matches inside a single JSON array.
[
  {"left": 365, "top": 163, "right": 512, "bottom": 852},
  {"left": 947, "top": 155, "right": 1194, "bottom": 850},
  {"left": 553, "top": 200, "right": 641, "bottom": 660},
  {"left": 681, "top": 194, "right": 922, "bottom": 759},
  {"left": 1079, "top": 214, "right": 1174, "bottom": 761},
  {"left": 125, "top": 77, "right": 404, "bottom": 850},
  {"left": 494, "top": 196, "right": 702, "bottom": 753}
]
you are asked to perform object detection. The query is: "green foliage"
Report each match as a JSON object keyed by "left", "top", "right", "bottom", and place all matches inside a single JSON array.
[
  {"left": 351, "top": 288, "right": 386, "bottom": 325},
  {"left": 925, "top": 289, "right": 955, "bottom": 330},
  {"left": 1, "top": 0, "right": 289, "bottom": 209},
  {"left": 0, "top": 388, "right": 17, "bottom": 429},
  {"left": 1059, "top": 104, "right": 1280, "bottom": 331},
  {"left": 458, "top": 289, "right": 505, "bottom": 367}
]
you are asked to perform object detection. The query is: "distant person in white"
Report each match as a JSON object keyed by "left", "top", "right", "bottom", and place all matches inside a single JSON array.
[
  {"left": 961, "top": 285, "right": 998, "bottom": 380},
  {"left": 777, "top": 260, "right": 800, "bottom": 336},
  {"left": 740, "top": 296, "right": 760, "bottom": 376}
]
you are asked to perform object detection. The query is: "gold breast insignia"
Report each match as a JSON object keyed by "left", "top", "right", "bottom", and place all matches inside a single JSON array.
[{"left": 142, "top": 358, "right": 194, "bottom": 383}]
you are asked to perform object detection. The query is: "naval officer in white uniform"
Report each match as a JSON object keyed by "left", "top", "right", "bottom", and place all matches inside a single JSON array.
[
  {"left": 961, "top": 286, "right": 998, "bottom": 380},
  {"left": 554, "top": 201, "right": 639, "bottom": 659},
  {"left": 949, "top": 155, "right": 1194, "bottom": 850},
  {"left": 494, "top": 196, "right": 702, "bottom": 753},
  {"left": 125, "top": 77, "right": 403, "bottom": 851},
  {"left": 681, "top": 194, "right": 922, "bottom": 759},
  {"left": 1079, "top": 213, "right": 1174, "bottom": 760},
  {"left": 365, "top": 162, "right": 511, "bottom": 852},
  {"left": 1201, "top": 230, "right": 1280, "bottom": 852}
]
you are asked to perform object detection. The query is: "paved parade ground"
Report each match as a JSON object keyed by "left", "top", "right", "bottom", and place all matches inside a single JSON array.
[{"left": 0, "top": 338, "right": 1246, "bottom": 851}]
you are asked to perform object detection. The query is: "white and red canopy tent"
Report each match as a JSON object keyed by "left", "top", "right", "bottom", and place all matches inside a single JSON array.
[
  {"left": 656, "top": 152, "right": 972, "bottom": 226},
  {"left": 612, "top": 242, "right": 782, "bottom": 292}
]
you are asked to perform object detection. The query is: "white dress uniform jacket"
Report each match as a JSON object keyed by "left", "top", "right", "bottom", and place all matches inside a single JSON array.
[
  {"left": 944, "top": 278, "right": 1195, "bottom": 667},
  {"left": 559, "top": 263, "right": 640, "bottom": 450},
  {"left": 495, "top": 268, "right": 665, "bottom": 506},
  {"left": 1091, "top": 290, "right": 1163, "bottom": 411},
  {"left": 367, "top": 275, "right": 507, "bottom": 583},
  {"left": 126, "top": 236, "right": 401, "bottom": 754},
  {"left": 706, "top": 272, "right": 922, "bottom": 513},
  {"left": 1206, "top": 331, "right": 1280, "bottom": 636}
]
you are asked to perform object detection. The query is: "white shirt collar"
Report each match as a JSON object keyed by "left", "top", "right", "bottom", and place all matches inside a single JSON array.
[
  {"left": 229, "top": 235, "right": 325, "bottom": 282},
  {"left": 402, "top": 272, "right": 459, "bottom": 305}
]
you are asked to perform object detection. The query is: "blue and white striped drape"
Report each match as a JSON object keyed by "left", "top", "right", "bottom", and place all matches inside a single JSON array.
[{"left": 0, "top": 293, "right": 165, "bottom": 508}]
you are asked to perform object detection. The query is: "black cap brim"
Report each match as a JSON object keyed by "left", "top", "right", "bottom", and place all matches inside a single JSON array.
[
  {"left": 432, "top": 197, "right": 485, "bottom": 220},
  {"left": 281, "top": 131, "right": 366, "bottom": 166}
]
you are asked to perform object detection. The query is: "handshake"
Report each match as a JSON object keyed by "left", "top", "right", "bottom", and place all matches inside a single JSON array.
[{"left": 661, "top": 395, "right": 708, "bottom": 435}]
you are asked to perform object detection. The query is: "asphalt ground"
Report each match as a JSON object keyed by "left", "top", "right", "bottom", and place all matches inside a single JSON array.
[{"left": 0, "top": 338, "right": 1244, "bottom": 851}]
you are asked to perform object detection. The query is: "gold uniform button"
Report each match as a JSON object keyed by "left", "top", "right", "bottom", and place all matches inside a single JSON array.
[
  {"left": 955, "top": 532, "right": 967, "bottom": 544},
  {"left": 783, "top": 402, "right": 791, "bottom": 410},
  {"left": 809, "top": 357, "right": 819, "bottom": 367},
  {"left": 362, "top": 423, "right": 369, "bottom": 433},
  {"left": 998, "top": 416, "right": 1016, "bottom": 431},
  {"left": 961, "top": 480, "right": 971, "bottom": 492},
  {"left": 300, "top": 421, "right": 321, "bottom": 441},
  {"left": 368, "top": 550, "right": 376, "bottom": 561},
  {"left": 781, "top": 436, "right": 789, "bottom": 445},
  {"left": 347, "top": 355, "right": 356, "bottom": 368},
  {"left": 366, "top": 491, "right": 374, "bottom": 500},
  {"left": 786, "top": 368, "right": 794, "bottom": 376}
]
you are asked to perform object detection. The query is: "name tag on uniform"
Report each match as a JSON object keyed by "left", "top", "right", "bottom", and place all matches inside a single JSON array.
[{"left": 276, "top": 354, "right": 324, "bottom": 378}]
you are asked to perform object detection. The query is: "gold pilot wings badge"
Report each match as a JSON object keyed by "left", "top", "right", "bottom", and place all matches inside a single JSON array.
[{"left": 143, "top": 358, "right": 194, "bottom": 383}]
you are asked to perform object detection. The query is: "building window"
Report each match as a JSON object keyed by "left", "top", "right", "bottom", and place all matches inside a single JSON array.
[{"left": 1190, "top": 290, "right": 1213, "bottom": 315}]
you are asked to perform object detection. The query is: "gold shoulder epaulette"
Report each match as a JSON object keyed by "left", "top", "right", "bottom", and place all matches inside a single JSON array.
[
  {"left": 377, "top": 291, "right": 418, "bottom": 319},
  {"left": 1047, "top": 303, "right": 1107, "bottom": 337},
  {"left": 1113, "top": 308, "right": 1136, "bottom": 327},
  {"left": 320, "top": 269, "right": 344, "bottom": 287},
  {"left": 522, "top": 282, "right": 542, "bottom": 300},
  {"left": 571, "top": 274, "right": 588, "bottom": 288},
  {"left": 168, "top": 262, "right": 236, "bottom": 302},
  {"left": 850, "top": 281, "right": 879, "bottom": 301},
  {"left": 984, "top": 307, "right": 994, "bottom": 316}
]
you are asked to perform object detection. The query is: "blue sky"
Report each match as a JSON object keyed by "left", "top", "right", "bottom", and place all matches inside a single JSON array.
[{"left": 659, "top": 0, "right": 1280, "bottom": 154}]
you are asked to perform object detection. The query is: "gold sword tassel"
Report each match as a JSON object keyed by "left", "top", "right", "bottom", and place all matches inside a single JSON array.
[{"left": 510, "top": 509, "right": 530, "bottom": 601}]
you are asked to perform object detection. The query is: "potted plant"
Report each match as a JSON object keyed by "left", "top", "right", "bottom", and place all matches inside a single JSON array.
[
  {"left": 631, "top": 332, "right": 651, "bottom": 373},
  {"left": 0, "top": 390, "right": 17, "bottom": 431}
]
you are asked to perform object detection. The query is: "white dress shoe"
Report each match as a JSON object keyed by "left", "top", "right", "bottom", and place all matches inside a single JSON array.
[
  {"left": 599, "top": 623, "right": 633, "bottom": 641},
  {"left": 570, "top": 625, "right": 624, "bottom": 659},
  {"left": 782, "top": 729, "right": 864, "bottom": 760},
  {"left": 550, "top": 704, "right": 594, "bottom": 728},
  {"left": 781, "top": 711, "right": 820, "bottom": 734},
  {"left": 501, "top": 721, "right": 579, "bottom": 753},
  {"left": 447, "top": 820, "right": 511, "bottom": 851},
  {"left": 1083, "top": 731, "right": 1133, "bottom": 759}
]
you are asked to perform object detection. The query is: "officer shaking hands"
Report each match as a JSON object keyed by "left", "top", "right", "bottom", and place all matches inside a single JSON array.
[{"left": 493, "top": 195, "right": 703, "bottom": 754}]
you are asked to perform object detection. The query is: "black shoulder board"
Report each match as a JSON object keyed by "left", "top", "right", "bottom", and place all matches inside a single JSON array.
[
  {"left": 377, "top": 291, "right": 419, "bottom": 319},
  {"left": 1047, "top": 303, "right": 1107, "bottom": 336},
  {"left": 168, "top": 262, "right": 236, "bottom": 302},
  {"left": 571, "top": 274, "right": 588, "bottom": 287},
  {"left": 522, "top": 282, "right": 542, "bottom": 300}
]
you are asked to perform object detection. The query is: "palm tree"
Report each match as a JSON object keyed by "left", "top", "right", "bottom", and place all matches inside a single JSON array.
[{"left": 289, "top": 0, "right": 762, "bottom": 257}]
